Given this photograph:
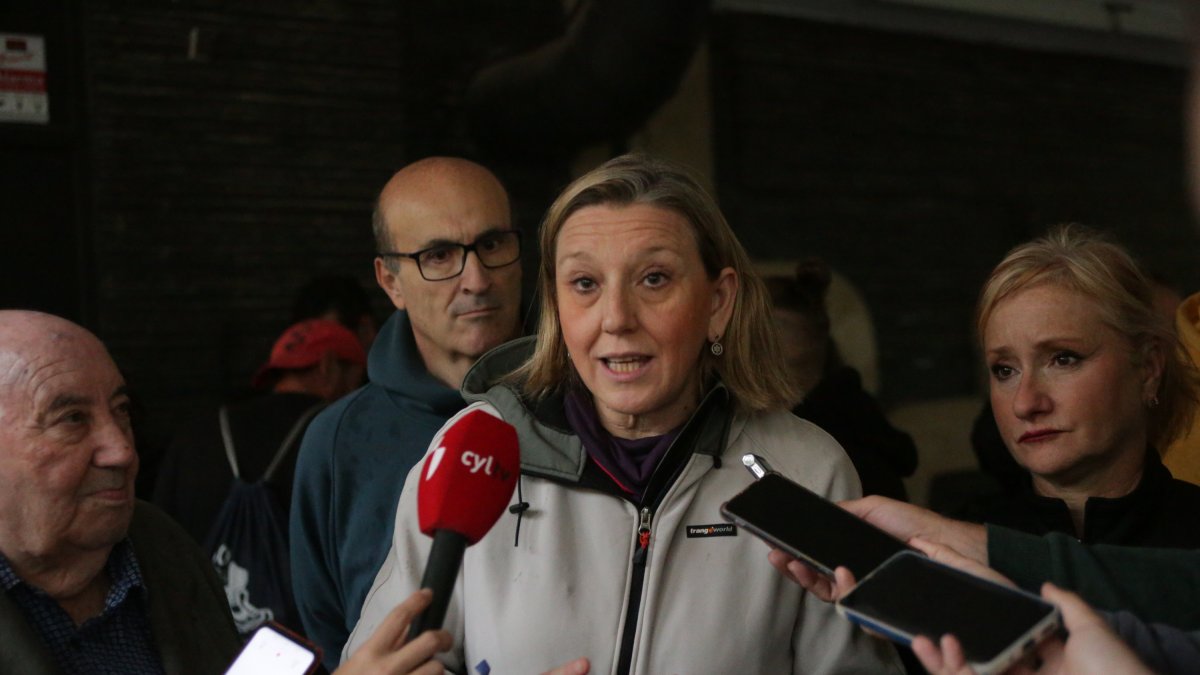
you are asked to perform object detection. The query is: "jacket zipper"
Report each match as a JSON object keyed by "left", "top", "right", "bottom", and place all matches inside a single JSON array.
[
  {"left": 615, "top": 507, "right": 653, "bottom": 675},
  {"left": 609, "top": 390, "right": 725, "bottom": 674}
]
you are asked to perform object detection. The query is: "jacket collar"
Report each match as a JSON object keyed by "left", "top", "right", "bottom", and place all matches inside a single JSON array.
[{"left": 1020, "top": 447, "right": 1174, "bottom": 542}]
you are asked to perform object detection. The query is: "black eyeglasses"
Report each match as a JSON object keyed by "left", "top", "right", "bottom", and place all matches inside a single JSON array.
[{"left": 379, "top": 229, "right": 521, "bottom": 281}]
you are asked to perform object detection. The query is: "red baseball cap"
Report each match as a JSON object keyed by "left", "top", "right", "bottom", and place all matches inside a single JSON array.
[{"left": 252, "top": 319, "right": 367, "bottom": 388}]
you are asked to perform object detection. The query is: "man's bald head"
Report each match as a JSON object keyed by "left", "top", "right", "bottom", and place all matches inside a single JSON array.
[
  {"left": 372, "top": 157, "right": 510, "bottom": 254},
  {"left": 369, "top": 157, "right": 522, "bottom": 389},
  {"left": 0, "top": 311, "right": 110, "bottom": 394}
]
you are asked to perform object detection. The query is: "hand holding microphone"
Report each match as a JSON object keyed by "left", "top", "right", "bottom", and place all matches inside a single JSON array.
[{"left": 407, "top": 408, "right": 520, "bottom": 640}]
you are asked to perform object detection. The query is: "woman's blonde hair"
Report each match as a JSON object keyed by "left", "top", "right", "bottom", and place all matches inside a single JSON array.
[
  {"left": 515, "top": 154, "right": 798, "bottom": 413},
  {"left": 976, "top": 224, "right": 1198, "bottom": 449}
]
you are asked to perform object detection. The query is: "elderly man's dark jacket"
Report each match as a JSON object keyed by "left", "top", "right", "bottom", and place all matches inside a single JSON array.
[{"left": 0, "top": 501, "right": 242, "bottom": 675}]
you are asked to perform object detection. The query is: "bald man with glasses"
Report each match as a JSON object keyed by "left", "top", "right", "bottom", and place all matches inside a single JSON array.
[{"left": 290, "top": 158, "right": 523, "bottom": 671}]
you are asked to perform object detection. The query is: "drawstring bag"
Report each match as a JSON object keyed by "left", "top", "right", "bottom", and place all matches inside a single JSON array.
[{"left": 204, "top": 403, "right": 323, "bottom": 635}]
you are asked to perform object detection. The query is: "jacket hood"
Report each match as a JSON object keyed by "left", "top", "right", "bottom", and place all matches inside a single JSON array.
[
  {"left": 461, "top": 336, "right": 535, "bottom": 396},
  {"left": 461, "top": 337, "right": 582, "bottom": 480},
  {"left": 369, "top": 310, "right": 463, "bottom": 414}
]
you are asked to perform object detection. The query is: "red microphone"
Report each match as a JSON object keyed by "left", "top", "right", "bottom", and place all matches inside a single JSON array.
[{"left": 407, "top": 408, "right": 519, "bottom": 640}]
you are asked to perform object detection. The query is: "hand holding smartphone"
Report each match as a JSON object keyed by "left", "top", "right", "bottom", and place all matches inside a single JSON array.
[
  {"left": 720, "top": 472, "right": 908, "bottom": 579},
  {"left": 722, "top": 466, "right": 1062, "bottom": 674},
  {"left": 837, "top": 551, "right": 1062, "bottom": 675},
  {"left": 225, "top": 622, "right": 320, "bottom": 675}
]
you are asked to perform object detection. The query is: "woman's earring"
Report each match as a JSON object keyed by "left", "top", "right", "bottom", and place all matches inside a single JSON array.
[
  {"left": 710, "top": 337, "right": 724, "bottom": 357},
  {"left": 1149, "top": 395, "right": 1160, "bottom": 408}
]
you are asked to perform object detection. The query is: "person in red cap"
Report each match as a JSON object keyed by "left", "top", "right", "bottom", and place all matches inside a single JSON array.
[
  {"left": 151, "top": 319, "right": 367, "bottom": 638},
  {"left": 252, "top": 318, "right": 368, "bottom": 400}
]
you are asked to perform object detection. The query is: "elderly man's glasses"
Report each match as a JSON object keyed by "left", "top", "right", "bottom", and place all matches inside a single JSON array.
[{"left": 379, "top": 230, "right": 521, "bottom": 281}]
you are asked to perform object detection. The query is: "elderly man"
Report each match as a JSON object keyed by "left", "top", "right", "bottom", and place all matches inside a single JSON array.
[
  {"left": 290, "top": 157, "right": 523, "bottom": 670},
  {"left": 0, "top": 310, "right": 239, "bottom": 674}
]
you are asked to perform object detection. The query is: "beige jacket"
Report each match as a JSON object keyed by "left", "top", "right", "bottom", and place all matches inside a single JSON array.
[{"left": 346, "top": 339, "right": 901, "bottom": 674}]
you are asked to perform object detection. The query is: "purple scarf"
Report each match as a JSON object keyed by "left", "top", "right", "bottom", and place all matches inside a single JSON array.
[{"left": 564, "top": 388, "right": 681, "bottom": 500}]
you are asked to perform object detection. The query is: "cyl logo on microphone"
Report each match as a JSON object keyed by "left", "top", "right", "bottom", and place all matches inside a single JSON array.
[{"left": 462, "top": 451, "right": 495, "bottom": 475}]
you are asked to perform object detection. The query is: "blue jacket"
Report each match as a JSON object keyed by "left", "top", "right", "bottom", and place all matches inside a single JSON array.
[{"left": 289, "top": 310, "right": 464, "bottom": 671}]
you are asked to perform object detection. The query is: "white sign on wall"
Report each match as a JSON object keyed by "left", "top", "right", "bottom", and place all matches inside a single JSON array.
[{"left": 0, "top": 33, "right": 48, "bottom": 124}]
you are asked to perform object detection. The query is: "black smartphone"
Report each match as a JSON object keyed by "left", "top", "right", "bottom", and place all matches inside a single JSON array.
[
  {"left": 837, "top": 551, "right": 1062, "bottom": 675},
  {"left": 719, "top": 472, "right": 908, "bottom": 579},
  {"left": 224, "top": 622, "right": 321, "bottom": 675}
]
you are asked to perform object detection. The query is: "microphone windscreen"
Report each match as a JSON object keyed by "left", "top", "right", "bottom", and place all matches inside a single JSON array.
[{"left": 416, "top": 408, "right": 520, "bottom": 545}]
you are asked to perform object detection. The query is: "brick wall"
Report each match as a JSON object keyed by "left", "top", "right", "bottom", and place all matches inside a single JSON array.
[{"left": 79, "top": 1, "right": 564, "bottom": 438}]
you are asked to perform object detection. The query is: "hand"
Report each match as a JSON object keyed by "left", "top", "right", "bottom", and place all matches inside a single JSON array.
[
  {"left": 910, "top": 633, "right": 979, "bottom": 675},
  {"left": 541, "top": 657, "right": 590, "bottom": 675},
  {"left": 767, "top": 549, "right": 857, "bottom": 602},
  {"left": 908, "top": 538, "right": 1012, "bottom": 588},
  {"left": 1014, "top": 584, "right": 1153, "bottom": 675},
  {"left": 334, "top": 589, "right": 453, "bottom": 675},
  {"left": 910, "top": 583, "right": 1153, "bottom": 675},
  {"left": 842, "top": 496, "right": 988, "bottom": 564}
]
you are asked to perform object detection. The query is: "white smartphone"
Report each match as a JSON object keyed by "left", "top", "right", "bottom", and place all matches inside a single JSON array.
[
  {"left": 720, "top": 472, "right": 909, "bottom": 579},
  {"left": 224, "top": 622, "right": 321, "bottom": 675},
  {"left": 837, "top": 551, "right": 1062, "bottom": 675}
]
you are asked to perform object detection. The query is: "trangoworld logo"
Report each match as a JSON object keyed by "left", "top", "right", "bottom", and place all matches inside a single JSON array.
[{"left": 686, "top": 523, "right": 737, "bottom": 538}]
